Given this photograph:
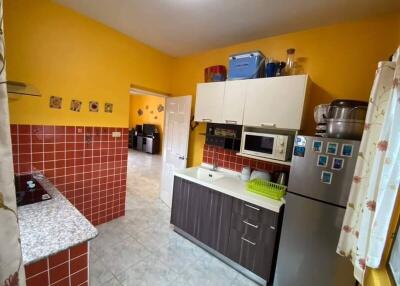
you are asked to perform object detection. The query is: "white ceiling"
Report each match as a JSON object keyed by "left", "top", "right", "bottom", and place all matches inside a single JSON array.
[{"left": 55, "top": 0, "right": 400, "bottom": 57}]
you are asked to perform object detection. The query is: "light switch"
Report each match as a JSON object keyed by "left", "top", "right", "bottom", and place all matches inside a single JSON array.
[{"left": 112, "top": 131, "right": 121, "bottom": 138}]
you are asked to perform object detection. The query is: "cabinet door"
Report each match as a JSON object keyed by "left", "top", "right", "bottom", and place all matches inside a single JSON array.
[
  {"left": 227, "top": 199, "right": 280, "bottom": 281},
  {"left": 194, "top": 82, "right": 225, "bottom": 123},
  {"left": 171, "top": 178, "right": 233, "bottom": 255},
  {"left": 199, "top": 187, "right": 233, "bottom": 255},
  {"left": 243, "top": 75, "right": 308, "bottom": 129},
  {"left": 222, "top": 80, "right": 247, "bottom": 125}
]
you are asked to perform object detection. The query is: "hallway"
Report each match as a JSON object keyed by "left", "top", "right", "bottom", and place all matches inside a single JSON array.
[{"left": 89, "top": 150, "right": 258, "bottom": 286}]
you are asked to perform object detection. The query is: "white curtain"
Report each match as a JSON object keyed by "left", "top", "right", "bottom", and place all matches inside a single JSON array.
[
  {"left": 337, "top": 47, "right": 400, "bottom": 283},
  {"left": 0, "top": 0, "right": 26, "bottom": 285}
]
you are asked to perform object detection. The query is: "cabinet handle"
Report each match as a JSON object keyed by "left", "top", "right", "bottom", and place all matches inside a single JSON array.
[
  {"left": 241, "top": 237, "right": 256, "bottom": 246},
  {"left": 202, "top": 119, "right": 212, "bottom": 122},
  {"left": 225, "top": 120, "right": 237, "bottom": 124},
  {"left": 244, "top": 204, "right": 260, "bottom": 211},
  {"left": 243, "top": 220, "right": 259, "bottom": 229},
  {"left": 260, "top": 123, "right": 276, "bottom": 127},
  {"left": 178, "top": 156, "right": 185, "bottom": 160},
  {"left": 270, "top": 226, "right": 276, "bottom": 230}
]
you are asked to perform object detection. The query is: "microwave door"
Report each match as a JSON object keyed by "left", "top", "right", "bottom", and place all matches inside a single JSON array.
[{"left": 244, "top": 133, "right": 275, "bottom": 158}]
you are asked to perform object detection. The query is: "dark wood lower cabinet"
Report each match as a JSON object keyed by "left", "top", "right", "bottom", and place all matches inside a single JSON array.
[{"left": 171, "top": 176, "right": 282, "bottom": 284}]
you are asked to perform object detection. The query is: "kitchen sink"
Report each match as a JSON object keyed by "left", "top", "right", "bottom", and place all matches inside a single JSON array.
[{"left": 195, "top": 167, "right": 225, "bottom": 182}]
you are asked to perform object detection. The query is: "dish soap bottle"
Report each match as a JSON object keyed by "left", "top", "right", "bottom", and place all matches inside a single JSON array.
[{"left": 284, "top": 48, "right": 296, "bottom": 75}]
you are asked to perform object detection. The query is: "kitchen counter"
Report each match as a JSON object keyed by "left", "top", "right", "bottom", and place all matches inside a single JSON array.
[
  {"left": 18, "top": 173, "right": 98, "bottom": 264},
  {"left": 174, "top": 164, "right": 285, "bottom": 213}
]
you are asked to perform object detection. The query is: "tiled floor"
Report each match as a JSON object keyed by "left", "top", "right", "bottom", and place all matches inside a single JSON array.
[{"left": 90, "top": 150, "right": 259, "bottom": 286}]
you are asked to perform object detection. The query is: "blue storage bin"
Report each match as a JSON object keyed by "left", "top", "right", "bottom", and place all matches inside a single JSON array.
[{"left": 228, "top": 51, "right": 265, "bottom": 80}]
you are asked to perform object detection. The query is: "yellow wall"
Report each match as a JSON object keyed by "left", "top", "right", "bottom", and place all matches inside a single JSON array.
[
  {"left": 4, "top": 0, "right": 173, "bottom": 128},
  {"left": 4, "top": 4, "right": 400, "bottom": 284},
  {"left": 129, "top": 95, "right": 165, "bottom": 150},
  {"left": 171, "top": 13, "right": 400, "bottom": 167}
]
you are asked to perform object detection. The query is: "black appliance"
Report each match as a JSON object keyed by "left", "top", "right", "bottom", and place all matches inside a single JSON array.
[
  {"left": 205, "top": 123, "right": 242, "bottom": 151},
  {"left": 143, "top": 124, "right": 156, "bottom": 136},
  {"left": 15, "top": 174, "right": 51, "bottom": 206},
  {"left": 129, "top": 124, "right": 160, "bottom": 154}
]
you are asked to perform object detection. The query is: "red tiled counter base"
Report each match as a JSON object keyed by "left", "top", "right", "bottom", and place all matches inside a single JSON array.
[
  {"left": 10, "top": 124, "right": 128, "bottom": 225},
  {"left": 203, "top": 145, "right": 290, "bottom": 173},
  {"left": 25, "top": 242, "right": 89, "bottom": 286}
]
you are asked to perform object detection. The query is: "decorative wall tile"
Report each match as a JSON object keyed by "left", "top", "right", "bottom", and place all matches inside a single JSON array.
[
  {"left": 203, "top": 144, "right": 290, "bottom": 174},
  {"left": 70, "top": 99, "right": 82, "bottom": 112},
  {"left": 157, "top": 104, "right": 164, "bottom": 113},
  {"left": 10, "top": 124, "right": 128, "bottom": 225},
  {"left": 104, "top": 103, "right": 113, "bottom": 113},
  {"left": 89, "top": 101, "right": 99, "bottom": 112},
  {"left": 49, "top": 96, "right": 62, "bottom": 109}
]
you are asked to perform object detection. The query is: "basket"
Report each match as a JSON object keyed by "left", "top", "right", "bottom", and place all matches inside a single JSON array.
[{"left": 246, "top": 179, "right": 286, "bottom": 200}]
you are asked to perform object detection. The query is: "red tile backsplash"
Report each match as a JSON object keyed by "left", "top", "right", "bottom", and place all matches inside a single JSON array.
[
  {"left": 25, "top": 242, "right": 89, "bottom": 286},
  {"left": 203, "top": 144, "right": 290, "bottom": 174},
  {"left": 10, "top": 124, "right": 128, "bottom": 226}
]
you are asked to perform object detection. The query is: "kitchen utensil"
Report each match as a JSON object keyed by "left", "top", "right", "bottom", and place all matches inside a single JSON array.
[
  {"left": 250, "top": 170, "right": 271, "bottom": 181},
  {"left": 327, "top": 99, "right": 368, "bottom": 120},
  {"left": 314, "top": 104, "right": 330, "bottom": 124},
  {"left": 246, "top": 179, "right": 286, "bottom": 200},
  {"left": 265, "top": 61, "right": 277, "bottom": 77},
  {"left": 241, "top": 166, "right": 251, "bottom": 181},
  {"left": 326, "top": 118, "right": 364, "bottom": 140},
  {"left": 276, "top": 172, "right": 288, "bottom": 186},
  {"left": 275, "top": 62, "right": 286, "bottom": 76}
]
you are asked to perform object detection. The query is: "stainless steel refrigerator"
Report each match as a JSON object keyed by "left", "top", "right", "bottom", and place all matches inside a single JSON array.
[{"left": 274, "top": 136, "right": 359, "bottom": 286}]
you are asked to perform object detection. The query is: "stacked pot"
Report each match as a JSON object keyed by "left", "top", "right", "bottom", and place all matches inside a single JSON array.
[{"left": 314, "top": 100, "right": 368, "bottom": 140}]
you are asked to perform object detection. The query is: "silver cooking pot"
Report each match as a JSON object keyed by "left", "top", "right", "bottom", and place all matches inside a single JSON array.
[
  {"left": 326, "top": 119, "right": 364, "bottom": 140},
  {"left": 327, "top": 100, "right": 368, "bottom": 120}
]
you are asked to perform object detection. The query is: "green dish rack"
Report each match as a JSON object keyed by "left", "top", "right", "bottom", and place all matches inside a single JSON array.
[{"left": 246, "top": 179, "right": 287, "bottom": 200}]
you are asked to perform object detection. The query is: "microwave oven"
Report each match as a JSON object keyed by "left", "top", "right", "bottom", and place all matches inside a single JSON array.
[{"left": 241, "top": 131, "right": 293, "bottom": 161}]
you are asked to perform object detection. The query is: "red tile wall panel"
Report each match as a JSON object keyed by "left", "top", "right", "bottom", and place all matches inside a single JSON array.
[
  {"left": 25, "top": 242, "right": 89, "bottom": 286},
  {"left": 10, "top": 124, "right": 128, "bottom": 226},
  {"left": 203, "top": 144, "right": 290, "bottom": 174}
]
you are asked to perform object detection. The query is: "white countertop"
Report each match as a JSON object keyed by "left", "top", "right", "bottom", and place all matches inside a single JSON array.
[
  {"left": 174, "top": 164, "right": 285, "bottom": 213},
  {"left": 18, "top": 174, "right": 98, "bottom": 264}
]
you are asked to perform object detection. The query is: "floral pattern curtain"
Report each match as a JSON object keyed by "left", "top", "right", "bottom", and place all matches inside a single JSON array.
[
  {"left": 0, "top": 0, "right": 26, "bottom": 285},
  {"left": 337, "top": 47, "right": 400, "bottom": 283}
]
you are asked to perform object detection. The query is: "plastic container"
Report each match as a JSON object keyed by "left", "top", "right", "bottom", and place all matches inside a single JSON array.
[
  {"left": 228, "top": 51, "right": 265, "bottom": 80},
  {"left": 204, "top": 65, "right": 227, "bottom": 82},
  {"left": 246, "top": 179, "right": 287, "bottom": 200}
]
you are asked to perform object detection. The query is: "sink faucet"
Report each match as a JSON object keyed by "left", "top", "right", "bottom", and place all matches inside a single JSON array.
[{"left": 212, "top": 148, "right": 218, "bottom": 171}]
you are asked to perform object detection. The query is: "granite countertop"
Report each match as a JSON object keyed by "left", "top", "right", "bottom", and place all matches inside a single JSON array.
[
  {"left": 18, "top": 173, "right": 98, "bottom": 265},
  {"left": 174, "top": 164, "right": 285, "bottom": 213}
]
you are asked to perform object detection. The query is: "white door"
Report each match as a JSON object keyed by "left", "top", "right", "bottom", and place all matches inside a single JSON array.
[
  {"left": 243, "top": 75, "right": 308, "bottom": 129},
  {"left": 160, "top": 95, "right": 192, "bottom": 207},
  {"left": 194, "top": 82, "right": 225, "bottom": 123},
  {"left": 222, "top": 80, "right": 247, "bottom": 125}
]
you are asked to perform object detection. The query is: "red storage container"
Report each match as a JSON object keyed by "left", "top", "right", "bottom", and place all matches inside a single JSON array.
[{"left": 204, "top": 65, "right": 227, "bottom": 82}]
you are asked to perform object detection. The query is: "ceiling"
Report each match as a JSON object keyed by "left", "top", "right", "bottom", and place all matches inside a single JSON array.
[{"left": 55, "top": 0, "right": 400, "bottom": 57}]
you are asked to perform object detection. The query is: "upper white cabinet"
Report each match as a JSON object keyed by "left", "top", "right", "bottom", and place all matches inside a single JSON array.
[
  {"left": 194, "top": 82, "right": 225, "bottom": 123},
  {"left": 243, "top": 75, "right": 308, "bottom": 129},
  {"left": 194, "top": 75, "right": 309, "bottom": 130},
  {"left": 222, "top": 80, "right": 247, "bottom": 125}
]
